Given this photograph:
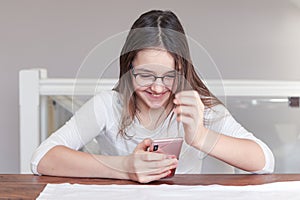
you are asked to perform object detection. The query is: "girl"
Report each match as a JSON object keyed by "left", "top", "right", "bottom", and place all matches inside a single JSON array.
[{"left": 31, "top": 10, "right": 274, "bottom": 183}]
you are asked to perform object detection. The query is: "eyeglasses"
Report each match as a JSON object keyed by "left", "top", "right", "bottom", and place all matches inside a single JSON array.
[{"left": 131, "top": 67, "right": 177, "bottom": 87}]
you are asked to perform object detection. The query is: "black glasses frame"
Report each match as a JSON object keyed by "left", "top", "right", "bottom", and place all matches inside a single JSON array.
[{"left": 130, "top": 64, "right": 177, "bottom": 87}]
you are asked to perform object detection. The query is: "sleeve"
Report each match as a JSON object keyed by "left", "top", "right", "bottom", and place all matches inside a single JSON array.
[
  {"left": 30, "top": 92, "right": 110, "bottom": 175},
  {"left": 204, "top": 105, "right": 275, "bottom": 174}
]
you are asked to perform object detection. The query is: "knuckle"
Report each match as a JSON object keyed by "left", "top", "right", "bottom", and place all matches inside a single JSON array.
[{"left": 138, "top": 177, "right": 149, "bottom": 183}]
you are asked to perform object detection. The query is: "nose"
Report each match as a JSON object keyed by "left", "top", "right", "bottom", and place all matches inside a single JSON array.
[{"left": 150, "top": 78, "right": 165, "bottom": 93}]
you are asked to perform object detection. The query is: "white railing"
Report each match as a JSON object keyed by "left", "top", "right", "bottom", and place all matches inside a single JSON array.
[{"left": 19, "top": 68, "right": 300, "bottom": 173}]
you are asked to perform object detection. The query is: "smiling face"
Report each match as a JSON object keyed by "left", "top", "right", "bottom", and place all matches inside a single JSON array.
[{"left": 131, "top": 49, "right": 176, "bottom": 111}]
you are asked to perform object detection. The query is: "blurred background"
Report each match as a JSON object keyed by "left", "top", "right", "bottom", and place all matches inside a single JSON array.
[{"left": 1, "top": 0, "right": 300, "bottom": 173}]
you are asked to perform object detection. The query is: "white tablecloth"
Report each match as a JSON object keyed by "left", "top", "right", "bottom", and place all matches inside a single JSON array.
[{"left": 37, "top": 181, "right": 300, "bottom": 200}]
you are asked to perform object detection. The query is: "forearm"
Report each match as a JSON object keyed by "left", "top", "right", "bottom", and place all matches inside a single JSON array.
[
  {"left": 37, "top": 145, "right": 129, "bottom": 179},
  {"left": 194, "top": 128, "right": 266, "bottom": 172}
]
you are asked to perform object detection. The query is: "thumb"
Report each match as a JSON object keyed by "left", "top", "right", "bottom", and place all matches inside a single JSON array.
[{"left": 134, "top": 138, "right": 152, "bottom": 152}]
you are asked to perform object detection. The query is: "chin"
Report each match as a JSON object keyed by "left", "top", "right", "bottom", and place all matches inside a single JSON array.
[{"left": 147, "top": 102, "right": 167, "bottom": 109}]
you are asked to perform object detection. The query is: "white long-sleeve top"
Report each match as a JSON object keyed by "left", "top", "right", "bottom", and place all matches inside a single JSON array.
[{"left": 31, "top": 90, "right": 274, "bottom": 175}]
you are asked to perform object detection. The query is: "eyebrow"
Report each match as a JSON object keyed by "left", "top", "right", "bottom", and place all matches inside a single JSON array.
[{"left": 134, "top": 68, "right": 176, "bottom": 75}]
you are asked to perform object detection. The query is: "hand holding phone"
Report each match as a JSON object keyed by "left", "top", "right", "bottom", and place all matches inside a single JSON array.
[{"left": 149, "top": 137, "right": 183, "bottom": 178}]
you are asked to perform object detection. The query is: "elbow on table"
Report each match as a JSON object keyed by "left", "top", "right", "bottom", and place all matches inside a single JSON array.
[{"left": 252, "top": 151, "right": 275, "bottom": 174}]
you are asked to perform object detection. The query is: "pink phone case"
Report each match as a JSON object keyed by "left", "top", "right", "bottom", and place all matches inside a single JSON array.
[
  {"left": 150, "top": 137, "right": 183, "bottom": 178},
  {"left": 150, "top": 137, "right": 183, "bottom": 158}
]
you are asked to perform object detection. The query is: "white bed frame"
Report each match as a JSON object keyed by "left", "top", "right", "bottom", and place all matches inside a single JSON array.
[{"left": 19, "top": 68, "right": 300, "bottom": 173}]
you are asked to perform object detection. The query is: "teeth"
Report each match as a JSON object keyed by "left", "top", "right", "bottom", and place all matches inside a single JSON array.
[{"left": 152, "top": 93, "right": 161, "bottom": 97}]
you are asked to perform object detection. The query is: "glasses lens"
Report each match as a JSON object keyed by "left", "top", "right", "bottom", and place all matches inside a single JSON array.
[
  {"left": 163, "top": 75, "right": 176, "bottom": 86},
  {"left": 132, "top": 69, "right": 179, "bottom": 87},
  {"left": 136, "top": 74, "right": 155, "bottom": 86}
]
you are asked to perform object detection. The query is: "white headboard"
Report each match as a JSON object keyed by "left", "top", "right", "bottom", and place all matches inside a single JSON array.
[{"left": 19, "top": 68, "right": 300, "bottom": 173}]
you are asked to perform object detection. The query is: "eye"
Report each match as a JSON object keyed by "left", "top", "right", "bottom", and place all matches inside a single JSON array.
[
  {"left": 166, "top": 74, "right": 176, "bottom": 78},
  {"left": 138, "top": 74, "right": 154, "bottom": 79},
  {"left": 164, "top": 74, "right": 176, "bottom": 79}
]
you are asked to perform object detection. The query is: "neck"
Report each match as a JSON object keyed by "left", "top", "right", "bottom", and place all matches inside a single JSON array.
[{"left": 137, "top": 103, "right": 173, "bottom": 130}]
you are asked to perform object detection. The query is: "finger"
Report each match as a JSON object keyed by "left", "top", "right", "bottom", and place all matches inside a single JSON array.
[
  {"left": 173, "top": 96, "right": 196, "bottom": 106},
  {"left": 135, "top": 138, "right": 153, "bottom": 152},
  {"left": 146, "top": 164, "right": 177, "bottom": 176},
  {"left": 133, "top": 158, "right": 177, "bottom": 175},
  {"left": 174, "top": 95, "right": 204, "bottom": 109},
  {"left": 175, "top": 90, "right": 199, "bottom": 98},
  {"left": 148, "top": 162, "right": 178, "bottom": 175},
  {"left": 140, "top": 151, "right": 168, "bottom": 161},
  {"left": 137, "top": 170, "right": 172, "bottom": 183},
  {"left": 147, "top": 158, "right": 178, "bottom": 169},
  {"left": 154, "top": 170, "right": 173, "bottom": 180},
  {"left": 176, "top": 90, "right": 206, "bottom": 104},
  {"left": 136, "top": 160, "right": 178, "bottom": 183},
  {"left": 174, "top": 105, "right": 197, "bottom": 118}
]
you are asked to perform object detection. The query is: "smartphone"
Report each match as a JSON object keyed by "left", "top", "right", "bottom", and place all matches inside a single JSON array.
[{"left": 150, "top": 137, "right": 183, "bottom": 178}]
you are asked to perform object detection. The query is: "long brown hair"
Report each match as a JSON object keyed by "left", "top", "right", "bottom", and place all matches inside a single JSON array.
[{"left": 113, "top": 10, "right": 221, "bottom": 137}]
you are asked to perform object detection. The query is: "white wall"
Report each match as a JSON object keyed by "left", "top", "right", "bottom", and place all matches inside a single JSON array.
[{"left": 0, "top": 0, "right": 300, "bottom": 173}]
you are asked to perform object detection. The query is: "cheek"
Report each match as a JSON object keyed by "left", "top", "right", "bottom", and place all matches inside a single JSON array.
[
  {"left": 132, "top": 83, "right": 148, "bottom": 95},
  {"left": 131, "top": 77, "right": 145, "bottom": 89},
  {"left": 132, "top": 80, "right": 140, "bottom": 91},
  {"left": 133, "top": 83, "right": 146, "bottom": 91}
]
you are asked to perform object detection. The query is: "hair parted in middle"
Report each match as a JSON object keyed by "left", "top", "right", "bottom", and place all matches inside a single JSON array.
[{"left": 113, "top": 10, "right": 221, "bottom": 137}]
